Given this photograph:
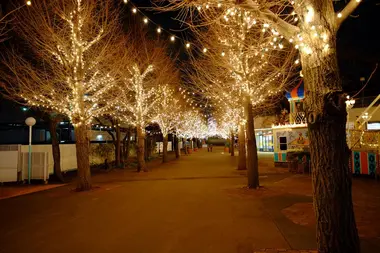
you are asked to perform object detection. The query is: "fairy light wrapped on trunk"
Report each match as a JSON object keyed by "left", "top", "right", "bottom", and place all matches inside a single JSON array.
[{"left": 1, "top": 0, "right": 122, "bottom": 191}]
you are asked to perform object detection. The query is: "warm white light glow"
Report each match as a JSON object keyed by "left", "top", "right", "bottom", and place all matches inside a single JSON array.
[
  {"left": 337, "top": 13, "right": 342, "bottom": 18},
  {"left": 143, "top": 18, "right": 148, "bottom": 24},
  {"left": 203, "top": 48, "right": 207, "bottom": 53},
  {"left": 157, "top": 28, "right": 161, "bottom": 33},
  {"left": 305, "top": 7, "right": 314, "bottom": 23},
  {"left": 170, "top": 36, "right": 175, "bottom": 41},
  {"left": 26, "top": 0, "right": 32, "bottom": 5},
  {"left": 132, "top": 8, "right": 137, "bottom": 13},
  {"left": 186, "top": 43, "right": 190, "bottom": 48}
]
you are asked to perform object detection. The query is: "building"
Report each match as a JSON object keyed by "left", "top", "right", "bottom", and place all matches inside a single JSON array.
[{"left": 271, "top": 81, "right": 379, "bottom": 176}]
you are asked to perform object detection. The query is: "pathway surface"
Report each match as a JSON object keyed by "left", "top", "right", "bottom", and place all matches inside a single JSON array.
[{"left": 0, "top": 148, "right": 379, "bottom": 253}]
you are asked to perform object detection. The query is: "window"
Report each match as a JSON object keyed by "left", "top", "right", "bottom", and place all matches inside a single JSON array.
[
  {"left": 367, "top": 122, "right": 380, "bottom": 130},
  {"left": 279, "top": 136, "right": 287, "bottom": 150}
]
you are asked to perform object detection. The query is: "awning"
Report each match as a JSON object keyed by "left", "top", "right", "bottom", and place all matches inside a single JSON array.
[{"left": 286, "top": 80, "right": 304, "bottom": 100}]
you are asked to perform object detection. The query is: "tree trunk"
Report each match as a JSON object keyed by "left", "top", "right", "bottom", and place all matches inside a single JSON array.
[
  {"left": 123, "top": 128, "right": 131, "bottom": 163},
  {"left": 136, "top": 126, "right": 147, "bottom": 172},
  {"left": 150, "top": 136, "right": 156, "bottom": 158},
  {"left": 74, "top": 124, "right": 91, "bottom": 191},
  {"left": 237, "top": 125, "right": 246, "bottom": 170},
  {"left": 183, "top": 138, "right": 188, "bottom": 154},
  {"left": 302, "top": 44, "right": 359, "bottom": 252},
  {"left": 115, "top": 124, "right": 121, "bottom": 168},
  {"left": 163, "top": 135, "right": 169, "bottom": 163},
  {"left": 230, "top": 131, "right": 235, "bottom": 156},
  {"left": 244, "top": 97, "right": 259, "bottom": 188},
  {"left": 49, "top": 117, "right": 64, "bottom": 182},
  {"left": 174, "top": 136, "right": 180, "bottom": 159}
]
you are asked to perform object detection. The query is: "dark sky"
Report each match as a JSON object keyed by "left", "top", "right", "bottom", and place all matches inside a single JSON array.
[
  {"left": 0, "top": 0, "right": 379, "bottom": 123},
  {"left": 129, "top": 0, "right": 380, "bottom": 96}
]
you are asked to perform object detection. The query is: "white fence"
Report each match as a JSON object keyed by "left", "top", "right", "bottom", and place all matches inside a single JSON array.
[
  {"left": 0, "top": 145, "right": 20, "bottom": 182},
  {"left": 20, "top": 152, "right": 49, "bottom": 182},
  {"left": 0, "top": 143, "right": 105, "bottom": 183},
  {"left": 155, "top": 141, "right": 184, "bottom": 153},
  {"left": 20, "top": 144, "right": 77, "bottom": 175},
  {"left": 0, "top": 140, "right": 184, "bottom": 183}
]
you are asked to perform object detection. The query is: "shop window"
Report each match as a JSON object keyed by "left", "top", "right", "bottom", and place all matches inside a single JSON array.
[{"left": 279, "top": 136, "right": 287, "bottom": 150}]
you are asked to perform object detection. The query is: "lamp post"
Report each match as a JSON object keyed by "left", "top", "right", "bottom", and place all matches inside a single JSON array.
[
  {"left": 359, "top": 77, "right": 365, "bottom": 107},
  {"left": 346, "top": 96, "right": 355, "bottom": 148},
  {"left": 25, "top": 117, "right": 36, "bottom": 184}
]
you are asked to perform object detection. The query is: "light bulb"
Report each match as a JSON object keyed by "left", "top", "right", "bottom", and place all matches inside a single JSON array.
[
  {"left": 157, "top": 28, "right": 161, "bottom": 33},
  {"left": 337, "top": 13, "right": 342, "bottom": 18},
  {"left": 186, "top": 43, "right": 190, "bottom": 48},
  {"left": 203, "top": 48, "right": 207, "bottom": 53},
  {"left": 123, "top": 0, "right": 128, "bottom": 3},
  {"left": 143, "top": 18, "right": 148, "bottom": 24},
  {"left": 170, "top": 36, "right": 175, "bottom": 41},
  {"left": 221, "top": 52, "right": 225, "bottom": 56},
  {"left": 26, "top": 0, "right": 31, "bottom": 5},
  {"left": 132, "top": 8, "right": 137, "bottom": 13},
  {"left": 295, "top": 59, "right": 300, "bottom": 64}
]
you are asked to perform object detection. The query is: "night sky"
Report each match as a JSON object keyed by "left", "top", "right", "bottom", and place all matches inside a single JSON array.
[
  {"left": 129, "top": 0, "right": 380, "bottom": 95},
  {"left": 0, "top": 0, "right": 379, "bottom": 123}
]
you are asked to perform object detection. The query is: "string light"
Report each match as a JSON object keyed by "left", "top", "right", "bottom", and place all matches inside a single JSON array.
[
  {"left": 143, "top": 17, "right": 148, "bottom": 24},
  {"left": 132, "top": 8, "right": 137, "bottom": 13},
  {"left": 20, "top": 0, "right": 118, "bottom": 127},
  {"left": 26, "top": 0, "right": 32, "bottom": 5},
  {"left": 170, "top": 36, "right": 175, "bottom": 42},
  {"left": 157, "top": 27, "right": 161, "bottom": 33},
  {"left": 186, "top": 43, "right": 190, "bottom": 48}
]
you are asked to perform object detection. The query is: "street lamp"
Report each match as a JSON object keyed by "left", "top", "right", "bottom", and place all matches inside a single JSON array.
[
  {"left": 25, "top": 117, "right": 36, "bottom": 184},
  {"left": 346, "top": 96, "right": 355, "bottom": 126},
  {"left": 346, "top": 96, "right": 356, "bottom": 148},
  {"left": 346, "top": 95, "right": 356, "bottom": 110}
]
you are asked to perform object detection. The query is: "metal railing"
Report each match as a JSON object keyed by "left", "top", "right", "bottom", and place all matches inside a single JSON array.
[{"left": 347, "top": 129, "right": 379, "bottom": 150}]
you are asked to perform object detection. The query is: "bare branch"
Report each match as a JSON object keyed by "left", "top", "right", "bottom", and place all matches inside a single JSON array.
[{"left": 336, "top": 0, "right": 362, "bottom": 29}]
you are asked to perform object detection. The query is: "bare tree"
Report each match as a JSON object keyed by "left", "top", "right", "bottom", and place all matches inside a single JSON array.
[
  {"left": 155, "top": 0, "right": 363, "bottom": 251},
  {"left": 113, "top": 32, "right": 177, "bottom": 172},
  {"left": 182, "top": 14, "right": 296, "bottom": 188},
  {"left": 177, "top": 110, "right": 208, "bottom": 141},
  {"left": 0, "top": 0, "right": 122, "bottom": 191},
  {"left": 0, "top": 2, "right": 31, "bottom": 42},
  {"left": 153, "top": 85, "right": 182, "bottom": 163},
  {"left": 94, "top": 116, "right": 127, "bottom": 168}
]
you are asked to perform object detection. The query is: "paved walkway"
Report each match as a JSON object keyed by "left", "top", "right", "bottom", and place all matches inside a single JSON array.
[{"left": 0, "top": 147, "right": 379, "bottom": 253}]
